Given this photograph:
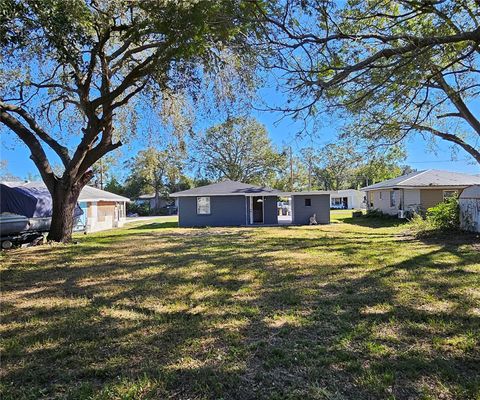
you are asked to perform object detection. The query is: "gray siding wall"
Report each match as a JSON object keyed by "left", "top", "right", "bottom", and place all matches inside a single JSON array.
[
  {"left": 263, "top": 196, "right": 278, "bottom": 224},
  {"left": 178, "top": 196, "right": 247, "bottom": 227},
  {"left": 292, "top": 194, "right": 330, "bottom": 225}
]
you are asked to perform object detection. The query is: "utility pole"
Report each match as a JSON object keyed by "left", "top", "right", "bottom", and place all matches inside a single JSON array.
[
  {"left": 99, "top": 159, "right": 104, "bottom": 190},
  {"left": 289, "top": 146, "right": 294, "bottom": 192},
  {"left": 307, "top": 152, "right": 312, "bottom": 191}
]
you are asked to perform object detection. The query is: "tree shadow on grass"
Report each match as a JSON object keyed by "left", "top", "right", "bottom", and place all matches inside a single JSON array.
[
  {"left": 239, "top": 244, "right": 480, "bottom": 399},
  {"left": 340, "top": 215, "right": 409, "bottom": 228},
  {"left": 128, "top": 221, "right": 179, "bottom": 230},
  {"left": 1, "top": 224, "right": 479, "bottom": 399}
]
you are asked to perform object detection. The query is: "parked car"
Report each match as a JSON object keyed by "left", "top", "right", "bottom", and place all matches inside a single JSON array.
[{"left": 161, "top": 205, "right": 178, "bottom": 215}]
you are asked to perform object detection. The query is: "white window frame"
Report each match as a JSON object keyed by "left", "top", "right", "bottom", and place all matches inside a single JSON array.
[
  {"left": 196, "top": 196, "right": 210, "bottom": 215},
  {"left": 443, "top": 190, "right": 457, "bottom": 201},
  {"left": 331, "top": 197, "right": 343, "bottom": 206}
]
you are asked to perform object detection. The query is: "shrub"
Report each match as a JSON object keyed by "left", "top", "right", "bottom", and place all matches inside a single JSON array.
[
  {"left": 426, "top": 196, "right": 459, "bottom": 230},
  {"left": 127, "top": 202, "right": 150, "bottom": 216},
  {"left": 408, "top": 197, "right": 459, "bottom": 236},
  {"left": 365, "top": 209, "right": 393, "bottom": 219}
]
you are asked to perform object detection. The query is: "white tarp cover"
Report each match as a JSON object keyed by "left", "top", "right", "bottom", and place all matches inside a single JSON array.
[{"left": 459, "top": 185, "right": 480, "bottom": 232}]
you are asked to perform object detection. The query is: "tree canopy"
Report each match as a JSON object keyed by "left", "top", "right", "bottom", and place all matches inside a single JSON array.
[
  {"left": 0, "top": 0, "right": 262, "bottom": 241},
  {"left": 302, "top": 142, "right": 411, "bottom": 191},
  {"left": 193, "top": 117, "right": 286, "bottom": 185},
  {"left": 125, "top": 146, "right": 186, "bottom": 202},
  {"left": 259, "top": 0, "right": 480, "bottom": 163}
]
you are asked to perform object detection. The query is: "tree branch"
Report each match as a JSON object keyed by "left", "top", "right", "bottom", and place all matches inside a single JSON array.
[
  {"left": 408, "top": 123, "right": 480, "bottom": 163},
  {"left": 0, "top": 109, "right": 55, "bottom": 189},
  {"left": 432, "top": 70, "right": 480, "bottom": 136},
  {"left": 0, "top": 102, "right": 71, "bottom": 166}
]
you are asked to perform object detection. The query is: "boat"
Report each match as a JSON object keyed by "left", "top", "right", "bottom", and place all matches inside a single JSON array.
[{"left": 0, "top": 183, "right": 82, "bottom": 248}]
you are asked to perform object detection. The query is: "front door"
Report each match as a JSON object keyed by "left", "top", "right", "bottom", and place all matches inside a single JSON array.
[{"left": 252, "top": 196, "right": 264, "bottom": 223}]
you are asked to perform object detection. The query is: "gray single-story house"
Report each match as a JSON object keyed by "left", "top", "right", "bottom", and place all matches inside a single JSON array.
[
  {"left": 363, "top": 169, "right": 480, "bottom": 217},
  {"left": 170, "top": 180, "right": 330, "bottom": 227}
]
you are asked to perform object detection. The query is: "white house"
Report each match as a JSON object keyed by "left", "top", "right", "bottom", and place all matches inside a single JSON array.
[
  {"left": 363, "top": 169, "right": 480, "bottom": 217},
  {"left": 328, "top": 189, "right": 366, "bottom": 209},
  {"left": 77, "top": 185, "right": 129, "bottom": 232},
  {"left": 1, "top": 181, "right": 129, "bottom": 233}
]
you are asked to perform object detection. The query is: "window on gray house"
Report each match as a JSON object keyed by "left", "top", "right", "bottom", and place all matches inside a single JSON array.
[
  {"left": 305, "top": 198, "right": 312, "bottom": 207},
  {"left": 197, "top": 197, "right": 210, "bottom": 214}
]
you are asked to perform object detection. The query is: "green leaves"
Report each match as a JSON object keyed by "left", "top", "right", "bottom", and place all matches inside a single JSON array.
[
  {"left": 195, "top": 116, "right": 285, "bottom": 185},
  {"left": 262, "top": 0, "right": 480, "bottom": 163}
]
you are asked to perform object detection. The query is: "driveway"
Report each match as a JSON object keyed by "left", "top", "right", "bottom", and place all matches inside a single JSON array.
[{"left": 125, "top": 215, "right": 177, "bottom": 224}]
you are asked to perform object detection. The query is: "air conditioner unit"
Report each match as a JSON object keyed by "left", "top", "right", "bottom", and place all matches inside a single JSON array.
[{"left": 398, "top": 210, "right": 406, "bottom": 219}]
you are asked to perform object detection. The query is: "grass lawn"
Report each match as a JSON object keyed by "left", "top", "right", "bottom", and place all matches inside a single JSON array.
[{"left": 1, "top": 212, "right": 479, "bottom": 399}]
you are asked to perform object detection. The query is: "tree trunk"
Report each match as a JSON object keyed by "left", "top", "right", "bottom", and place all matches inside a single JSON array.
[{"left": 47, "top": 183, "right": 81, "bottom": 243}]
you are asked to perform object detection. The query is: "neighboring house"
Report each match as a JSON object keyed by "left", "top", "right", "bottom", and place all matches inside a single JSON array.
[
  {"left": 136, "top": 193, "right": 173, "bottom": 209},
  {"left": 170, "top": 180, "right": 330, "bottom": 227},
  {"left": 329, "top": 189, "right": 366, "bottom": 209},
  {"left": 362, "top": 170, "right": 480, "bottom": 217},
  {"left": 77, "top": 185, "right": 129, "bottom": 232},
  {"left": 1, "top": 181, "right": 129, "bottom": 233}
]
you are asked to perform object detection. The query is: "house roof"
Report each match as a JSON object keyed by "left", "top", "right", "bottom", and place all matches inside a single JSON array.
[
  {"left": 170, "top": 180, "right": 285, "bottom": 197},
  {"left": 78, "top": 185, "right": 130, "bottom": 202},
  {"left": 137, "top": 193, "right": 156, "bottom": 199},
  {"left": 362, "top": 169, "right": 480, "bottom": 191},
  {"left": 1, "top": 181, "right": 130, "bottom": 202}
]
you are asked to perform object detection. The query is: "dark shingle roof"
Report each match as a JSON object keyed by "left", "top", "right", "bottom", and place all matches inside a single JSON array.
[
  {"left": 362, "top": 169, "right": 480, "bottom": 190},
  {"left": 170, "top": 180, "right": 285, "bottom": 197}
]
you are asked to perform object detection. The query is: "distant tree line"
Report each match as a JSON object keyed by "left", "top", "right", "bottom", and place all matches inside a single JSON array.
[{"left": 97, "top": 116, "right": 414, "bottom": 215}]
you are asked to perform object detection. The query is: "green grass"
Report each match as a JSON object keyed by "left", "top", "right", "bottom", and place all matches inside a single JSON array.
[{"left": 1, "top": 212, "right": 479, "bottom": 399}]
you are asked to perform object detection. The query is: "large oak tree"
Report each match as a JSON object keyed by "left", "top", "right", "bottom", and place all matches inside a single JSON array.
[
  {"left": 258, "top": 0, "right": 480, "bottom": 164},
  {"left": 193, "top": 116, "right": 285, "bottom": 184},
  {"left": 0, "top": 0, "right": 261, "bottom": 241}
]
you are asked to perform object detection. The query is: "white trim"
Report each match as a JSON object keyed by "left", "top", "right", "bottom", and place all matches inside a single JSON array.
[
  {"left": 249, "top": 196, "right": 253, "bottom": 224},
  {"left": 245, "top": 196, "right": 248, "bottom": 226},
  {"left": 196, "top": 196, "right": 211, "bottom": 214}
]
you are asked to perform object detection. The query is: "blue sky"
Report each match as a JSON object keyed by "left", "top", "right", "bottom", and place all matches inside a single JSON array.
[{"left": 1, "top": 84, "right": 478, "bottom": 180}]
